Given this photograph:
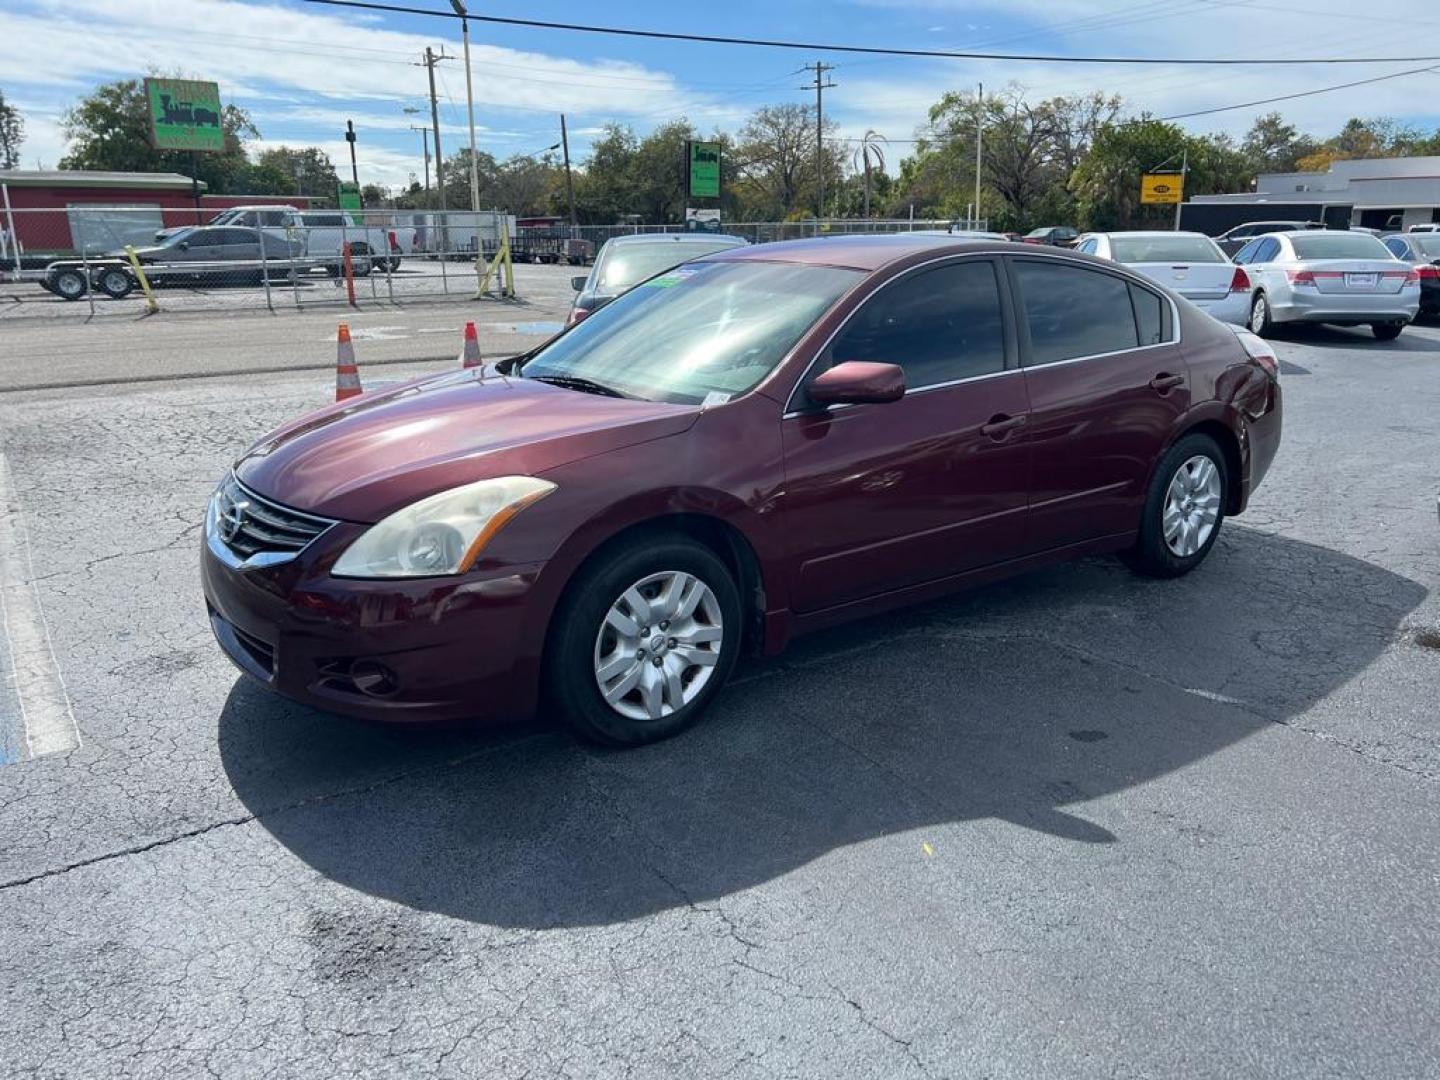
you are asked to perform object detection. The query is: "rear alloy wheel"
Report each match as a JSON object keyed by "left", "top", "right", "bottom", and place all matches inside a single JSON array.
[
  {"left": 549, "top": 537, "right": 741, "bottom": 746},
  {"left": 1123, "top": 433, "right": 1228, "bottom": 579},
  {"left": 1371, "top": 322, "right": 1404, "bottom": 341},
  {"left": 1248, "top": 292, "right": 1274, "bottom": 337}
]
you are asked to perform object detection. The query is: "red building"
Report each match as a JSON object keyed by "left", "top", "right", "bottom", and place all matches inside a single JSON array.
[{"left": 0, "top": 170, "right": 327, "bottom": 256}]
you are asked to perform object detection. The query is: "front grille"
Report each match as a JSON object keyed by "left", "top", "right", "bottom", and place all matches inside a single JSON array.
[{"left": 213, "top": 473, "right": 335, "bottom": 561}]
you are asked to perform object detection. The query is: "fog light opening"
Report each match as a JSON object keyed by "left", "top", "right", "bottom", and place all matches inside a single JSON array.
[{"left": 350, "top": 659, "right": 400, "bottom": 697}]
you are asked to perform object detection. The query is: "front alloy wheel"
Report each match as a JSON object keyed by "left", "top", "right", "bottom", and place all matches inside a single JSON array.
[
  {"left": 549, "top": 535, "right": 741, "bottom": 746},
  {"left": 593, "top": 571, "right": 724, "bottom": 722}
]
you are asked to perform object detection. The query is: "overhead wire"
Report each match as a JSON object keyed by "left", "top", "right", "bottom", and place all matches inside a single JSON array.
[{"left": 296, "top": 0, "right": 1440, "bottom": 65}]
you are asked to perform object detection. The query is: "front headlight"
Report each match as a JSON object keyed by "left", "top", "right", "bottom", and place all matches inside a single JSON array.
[{"left": 331, "top": 476, "right": 556, "bottom": 579}]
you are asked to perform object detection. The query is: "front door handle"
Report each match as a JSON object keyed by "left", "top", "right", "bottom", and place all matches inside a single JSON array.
[
  {"left": 980, "top": 413, "right": 1027, "bottom": 439},
  {"left": 1149, "top": 372, "right": 1186, "bottom": 393}
]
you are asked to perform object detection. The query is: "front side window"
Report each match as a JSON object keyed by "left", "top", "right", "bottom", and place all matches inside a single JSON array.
[
  {"left": 1014, "top": 260, "right": 1142, "bottom": 365},
  {"left": 829, "top": 261, "right": 1007, "bottom": 389},
  {"left": 521, "top": 261, "right": 862, "bottom": 405}
]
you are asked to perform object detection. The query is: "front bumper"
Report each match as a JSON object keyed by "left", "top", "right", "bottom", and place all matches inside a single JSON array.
[{"left": 202, "top": 519, "right": 546, "bottom": 725}]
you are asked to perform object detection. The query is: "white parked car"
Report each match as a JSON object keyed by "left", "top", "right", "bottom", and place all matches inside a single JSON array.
[
  {"left": 1231, "top": 230, "right": 1420, "bottom": 340},
  {"left": 1075, "top": 231, "right": 1248, "bottom": 326}
]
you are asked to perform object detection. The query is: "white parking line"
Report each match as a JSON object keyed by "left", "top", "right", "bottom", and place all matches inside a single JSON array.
[{"left": 0, "top": 450, "right": 79, "bottom": 761}]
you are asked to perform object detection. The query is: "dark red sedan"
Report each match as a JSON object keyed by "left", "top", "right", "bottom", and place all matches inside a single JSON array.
[{"left": 203, "top": 235, "right": 1282, "bottom": 746}]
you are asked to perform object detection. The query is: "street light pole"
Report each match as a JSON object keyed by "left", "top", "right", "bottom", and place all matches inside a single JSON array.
[
  {"left": 410, "top": 126, "right": 432, "bottom": 197},
  {"left": 451, "top": 0, "right": 482, "bottom": 216}
]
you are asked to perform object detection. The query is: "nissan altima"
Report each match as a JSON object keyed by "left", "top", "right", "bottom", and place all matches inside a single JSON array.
[{"left": 203, "top": 235, "right": 1283, "bottom": 747}]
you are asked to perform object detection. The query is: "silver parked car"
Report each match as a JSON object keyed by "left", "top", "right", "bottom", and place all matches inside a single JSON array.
[
  {"left": 568, "top": 233, "right": 748, "bottom": 325},
  {"left": 1075, "top": 231, "right": 1248, "bottom": 326},
  {"left": 1231, "top": 230, "right": 1420, "bottom": 340}
]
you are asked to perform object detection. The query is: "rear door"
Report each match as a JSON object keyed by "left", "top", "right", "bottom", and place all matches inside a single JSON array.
[
  {"left": 1008, "top": 255, "right": 1189, "bottom": 552},
  {"left": 779, "top": 257, "right": 1031, "bottom": 613}
]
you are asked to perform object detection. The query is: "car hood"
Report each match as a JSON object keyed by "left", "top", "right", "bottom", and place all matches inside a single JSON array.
[{"left": 234, "top": 369, "right": 698, "bottom": 522}]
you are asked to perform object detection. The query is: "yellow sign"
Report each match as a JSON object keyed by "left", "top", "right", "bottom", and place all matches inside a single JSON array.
[{"left": 1141, "top": 174, "right": 1183, "bottom": 204}]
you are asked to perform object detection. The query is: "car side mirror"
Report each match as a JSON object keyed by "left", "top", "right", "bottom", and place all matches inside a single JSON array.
[
  {"left": 570, "top": 275, "right": 588, "bottom": 292},
  {"left": 808, "top": 361, "right": 906, "bottom": 407},
  {"left": 177, "top": 241, "right": 189, "bottom": 251}
]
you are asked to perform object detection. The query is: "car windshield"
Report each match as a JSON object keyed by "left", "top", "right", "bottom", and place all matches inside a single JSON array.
[
  {"left": 162, "top": 228, "right": 195, "bottom": 246},
  {"left": 594, "top": 240, "right": 741, "bottom": 291},
  {"left": 522, "top": 260, "right": 862, "bottom": 405},
  {"left": 1290, "top": 233, "right": 1392, "bottom": 260},
  {"left": 1025, "top": 228, "right": 1052, "bottom": 237},
  {"left": 1111, "top": 235, "right": 1224, "bottom": 263}
]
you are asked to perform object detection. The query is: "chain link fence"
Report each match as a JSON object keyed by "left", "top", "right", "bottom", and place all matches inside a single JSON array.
[{"left": 0, "top": 205, "right": 971, "bottom": 318}]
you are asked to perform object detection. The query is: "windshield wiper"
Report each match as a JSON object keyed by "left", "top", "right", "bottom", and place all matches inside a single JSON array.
[{"left": 528, "top": 373, "right": 633, "bottom": 399}]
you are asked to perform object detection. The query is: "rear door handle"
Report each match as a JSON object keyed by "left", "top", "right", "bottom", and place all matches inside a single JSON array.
[
  {"left": 980, "top": 413, "right": 1027, "bottom": 439},
  {"left": 1149, "top": 372, "right": 1186, "bottom": 393}
]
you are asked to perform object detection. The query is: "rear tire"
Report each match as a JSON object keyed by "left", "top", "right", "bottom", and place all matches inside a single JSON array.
[
  {"left": 1123, "top": 433, "right": 1228, "bottom": 579},
  {"left": 96, "top": 266, "right": 134, "bottom": 299},
  {"left": 547, "top": 536, "right": 741, "bottom": 747},
  {"left": 1371, "top": 322, "right": 1404, "bottom": 341},
  {"left": 1248, "top": 292, "right": 1274, "bottom": 337}
]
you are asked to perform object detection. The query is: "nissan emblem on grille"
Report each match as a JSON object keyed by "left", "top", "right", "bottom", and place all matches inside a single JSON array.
[{"left": 219, "top": 497, "right": 249, "bottom": 544}]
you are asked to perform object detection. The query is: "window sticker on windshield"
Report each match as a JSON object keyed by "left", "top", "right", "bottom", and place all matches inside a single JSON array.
[
  {"left": 701, "top": 390, "right": 732, "bottom": 408},
  {"left": 644, "top": 266, "right": 701, "bottom": 288}
]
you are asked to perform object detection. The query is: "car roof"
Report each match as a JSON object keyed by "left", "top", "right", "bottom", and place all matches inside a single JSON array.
[
  {"left": 701, "top": 233, "right": 1010, "bottom": 271},
  {"left": 1091, "top": 230, "right": 1214, "bottom": 239},
  {"left": 603, "top": 233, "right": 748, "bottom": 247}
]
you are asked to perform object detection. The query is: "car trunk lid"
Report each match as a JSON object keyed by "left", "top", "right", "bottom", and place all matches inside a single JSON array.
[
  {"left": 1129, "top": 261, "right": 1235, "bottom": 301},
  {"left": 1296, "top": 259, "right": 1412, "bottom": 295}
]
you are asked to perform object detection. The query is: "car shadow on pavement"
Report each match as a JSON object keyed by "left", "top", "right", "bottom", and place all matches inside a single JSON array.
[{"left": 219, "top": 525, "right": 1425, "bottom": 928}]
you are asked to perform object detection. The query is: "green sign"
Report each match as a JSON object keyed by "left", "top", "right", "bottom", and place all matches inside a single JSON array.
[
  {"left": 337, "top": 182, "right": 362, "bottom": 212},
  {"left": 144, "top": 78, "right": 225, "bottom": 152},
  {"left": 687, "top": 141, "right": 721, "bottom": 199}
]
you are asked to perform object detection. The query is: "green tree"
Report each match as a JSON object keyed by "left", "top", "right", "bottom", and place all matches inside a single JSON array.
[
  {"left": 1070, "top": 117, "right": 1190, "bottom": 230},
  {"left": 249, "top": 146, "right": 341, "bottom": 198},
  {"left": 0, "top": 89, "right": 23, "bottom": 170},
  {"left": 1241, "top": 112, "right": 1316, "bottom": 175},
  {"left": 59, "top": 78, "right": 256, "bottom": 193},
  {"left": 734, "top": 103, "right": 841, "bottom": 220}
]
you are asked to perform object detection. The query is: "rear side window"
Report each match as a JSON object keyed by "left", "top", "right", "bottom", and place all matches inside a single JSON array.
[
  {"left": 1252, "top": 238, "right": 1280, "bottom": 263},
  {"left": 1014, "top": 261, "right": 1140, "bottom": 365},
  {"left": 1384, "top": 238, "right": 1409, "bottom": 258},
  {"left": 831, "top": 260, "right": 1006, "bottom": 388},
  {"left": 1130, "top": 284, "right": 1164, "bottom": 346}
]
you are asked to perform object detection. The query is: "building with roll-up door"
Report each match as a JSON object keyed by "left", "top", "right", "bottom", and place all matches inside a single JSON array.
[{"left": 1188, "top": 156, "right": 1440, "bottom": 234}]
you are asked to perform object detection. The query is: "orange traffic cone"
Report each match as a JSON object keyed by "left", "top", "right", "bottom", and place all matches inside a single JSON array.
[
  {"left": 335, "top": 322, "right": 363, "bottom": 401},
  {"left": 461, "top": 320, "right": 482, "bottom": 369}
]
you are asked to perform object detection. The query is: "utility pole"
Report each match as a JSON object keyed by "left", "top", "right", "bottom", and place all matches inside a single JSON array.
[
  {"left": 801, "top": 61, "right": 837, "bottom": 221},
  {"left": 417, "top": 47, "right": 453, "bottom": 217},
  {"left": 345, "top": 119, "right": 359, "bottom": 186},
  {"left": 974, "top": 83, "right": 983, "bottom": 230},
  {"left": 1173, "top": 148, "right": 1188, "bottom": 231},
  {"left": 560, "top": 113, "right": 577, "bottom": 230},
  {"left": 450, "top": 1, "right": 482, "bottom": 215}
]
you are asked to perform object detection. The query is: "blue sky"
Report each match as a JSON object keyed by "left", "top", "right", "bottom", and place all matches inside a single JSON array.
[{"left": 4, "top": 0, "right": 1439, "bottom": 188}]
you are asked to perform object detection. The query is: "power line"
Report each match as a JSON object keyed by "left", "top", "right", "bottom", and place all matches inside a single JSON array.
[
  {"left": 297, "top": 0, "right": 1440, "bottom": 65},
  {"left": 1159, "top": 64, "right": 1440, "bottom": 120}
]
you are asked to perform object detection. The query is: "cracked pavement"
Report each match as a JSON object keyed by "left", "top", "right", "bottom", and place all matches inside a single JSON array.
[{"left": 0, "top": 317, "right": 1437, "bottom": 1078}]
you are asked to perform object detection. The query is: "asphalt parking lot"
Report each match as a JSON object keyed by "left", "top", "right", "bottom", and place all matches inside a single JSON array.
[{"left": 1, "top": 312, "right": 1438, "bottom": 1077}]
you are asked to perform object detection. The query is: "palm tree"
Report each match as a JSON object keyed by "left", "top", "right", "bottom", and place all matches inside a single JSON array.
[{"left": 852, "top": 130, "right": 888, "bottom": 218}]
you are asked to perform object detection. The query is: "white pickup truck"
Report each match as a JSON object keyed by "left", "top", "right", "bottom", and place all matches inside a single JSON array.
[{"left": 155, "top": 205, "right": 403, "bottom": 274}]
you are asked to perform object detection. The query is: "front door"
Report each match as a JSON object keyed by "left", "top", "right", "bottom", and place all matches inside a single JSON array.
[
  {"left": 1007, "top": 256, "right": 1191, "bottom": 551},
  {"left": 779, "top": 257, "right": 1032, "bottom": 614}
]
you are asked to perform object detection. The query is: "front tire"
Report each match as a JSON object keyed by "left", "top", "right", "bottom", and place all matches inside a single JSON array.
[
  {"left": 1124, "top": 433, "right": 1228, "bottom": 579},
  {"left": 49, "top": 267, "right": 88, "bottom": 300},
  {"left": 1371, "top": 322, "right": 1404, "bottom": 341},
  {"left": 547, "top": 536, "right": 741, "bottom": 747},
  {"left": 1248, "top": 292, "right": 1274, "bottom": 337}
]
